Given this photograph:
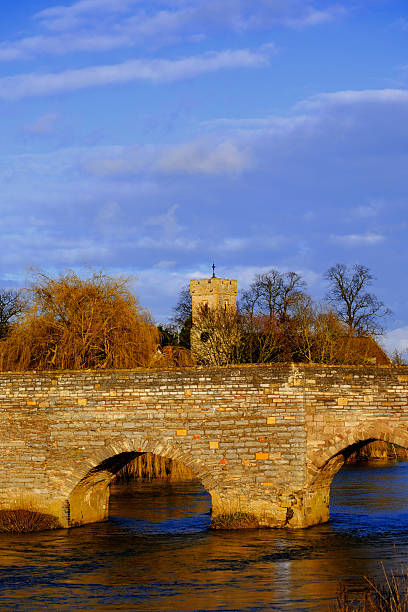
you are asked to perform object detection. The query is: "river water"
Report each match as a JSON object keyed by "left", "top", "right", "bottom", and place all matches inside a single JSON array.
[{"left": 1, "top": 460, "right": 408, "bottom": 611}]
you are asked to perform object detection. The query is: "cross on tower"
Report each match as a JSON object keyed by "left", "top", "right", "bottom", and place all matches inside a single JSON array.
[{"left": 212, "top": 263, "right": 216, "bottom": 278}]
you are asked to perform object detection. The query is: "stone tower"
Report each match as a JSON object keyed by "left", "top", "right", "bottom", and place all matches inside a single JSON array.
[{"left": 189, "top": 275, "right": 237, "bottom": 359}]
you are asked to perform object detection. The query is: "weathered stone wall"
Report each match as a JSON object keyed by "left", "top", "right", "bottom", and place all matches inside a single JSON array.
[{"left": 0, "top": 364, "right": 407, "bottom": 529}]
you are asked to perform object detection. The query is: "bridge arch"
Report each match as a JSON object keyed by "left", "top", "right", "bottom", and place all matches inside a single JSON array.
[
  {"left": 308, "top": 421, "right": 408, "bottom": 486},
  {"left": 63, "top": 437, "right": 218, "bottom": 528},
  {"left": 301, "top": 421, "right": 408, "bottom": 527}
]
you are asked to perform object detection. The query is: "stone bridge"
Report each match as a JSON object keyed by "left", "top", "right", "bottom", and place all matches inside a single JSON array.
[{"left": 1, "top": 364, "right": 407, "bottom": 530}]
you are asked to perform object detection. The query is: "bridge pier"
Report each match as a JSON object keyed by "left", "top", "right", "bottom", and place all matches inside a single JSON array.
[
  {"left": 0, "top": 484, "right": 332, "bottom": 532},
  {"left": 209, "top": 485, "right": 330, "bottom": 529},
  {"left": 289, "top": 486, "right": 330, "bottom": 528},
  {"left": 60, "top": 486, "right": 332, "bottom": 531},
  {"left": 67, "top": 480, "right": 110, "bottom": 528}
]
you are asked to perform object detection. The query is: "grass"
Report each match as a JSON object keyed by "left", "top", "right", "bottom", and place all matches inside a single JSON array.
[
  {"left": 211, "top": 511, "right": 260, "bottom": 530},
  {"left": 0, "top": 496, "right": 60, "bottom": 533},
  {"left": 335, "top": 564, "right": 408, "bottom": 611}
]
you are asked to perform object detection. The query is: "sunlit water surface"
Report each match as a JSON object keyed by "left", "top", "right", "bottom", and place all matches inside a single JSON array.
[{"left": 1, "top": 461, "right": 408, "bottom": 610}]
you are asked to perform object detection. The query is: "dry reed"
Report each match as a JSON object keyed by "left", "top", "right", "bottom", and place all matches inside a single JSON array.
[
  {"left": 347, "top": 442, "right": 408, "bottom": 463},
  {"left": 211, "top": 512, "right": 260, "bottom": 529},
  {"left": 115, "top": 453, "right": 194, "bottom": 482},
  {"left": 0, "top": 495, "right": 60, "bottom": 533},
  {"left": 335, "top": 563, "right": 408, "bottom": 611}
]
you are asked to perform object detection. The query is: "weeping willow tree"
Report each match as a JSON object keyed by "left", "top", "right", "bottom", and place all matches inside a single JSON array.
[{"left": 0, "top": 269, "right": 160, "bottom": 371}]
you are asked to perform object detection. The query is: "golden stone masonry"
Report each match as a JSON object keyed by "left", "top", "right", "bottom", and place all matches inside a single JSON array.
[{"left": 0, "top": 364, "right": 407, "bottom": 530}]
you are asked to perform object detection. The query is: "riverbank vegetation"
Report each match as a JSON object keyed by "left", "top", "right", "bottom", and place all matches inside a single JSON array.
[
  {"left": 335, "top": 565, "right": 408, "bottom": 611},
  {"left": 0, "top": 496, "right": 60, "bottom": 533},
  {"left": 211, "top": 512, "right": 260, "bottom": 529},
  {"left": 348, "top": 441, "right": 408, "bottom": 463},
  {"left": 114, "top": 453, "right": 194, "bottom": 482}
]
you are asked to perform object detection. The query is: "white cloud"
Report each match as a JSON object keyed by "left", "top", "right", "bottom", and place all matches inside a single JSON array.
[
  {"left": 134, "top": 236, "right": 198, "bottom": 250},
  {"left": 158, "top": 140, "right": 251, "bottom": 175},
  {"left": 0, "top": 33, "right": 137, "bottom": 60},
  {"left": 34, "top": 0, "right": 345, "bottom": 32},
  {"left": 392, "top": 17, "right": 408, "bottom": 32},
  {"left": 201, "top": 87, "right": 408, "bottom": 183},
  {"left": 0, "top": 49, "right": 268, "bottom": 99},
  {"left": 84, "top": 146, "right": 149, "bottom": 177},
  {"left": 144, "top": 204, "right": 182, "bottom": 238},
  {"left": 84, "top": 138, "right": 251, "bottom": 177},
  {"left": 0, "top": 1, "right": 345, "bottom": 61},
  {"left": 283, "top": 6, "right": 344, "bottom": 28},
  {"left": 217, "top": 238, "right": 249, "bottom": 252},
  {"left": 35, "top": 0, "right": 137, "bottom": 24},
  {"left": 153, "top": 260, "right": 176, "bottom": 269},
  {"left": 204, "top": 89, "right": 408, "bottom": 145},
  {"left": 383, "top": 326, "right": 408, "bottom": 356},
  {"left": 299, "top": 88, "right": 408, "bottom": 110},
  {"left": 353, "top": 200, "right": 383, "bottom": 218},
  {"left": 330, "top": 232, "right": 385, "bottom": 246}
]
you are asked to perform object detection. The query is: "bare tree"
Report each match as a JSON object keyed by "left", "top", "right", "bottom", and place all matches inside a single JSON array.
[
  {"left": 238, "top": 312, "right": 283, "bottom": 363},
  {"left": 172, "top": 285, "right": 192, "bottom": 328},
  {"left": 390, "top": 349, "right": 408, "bottom": 366},
  {"left": 292, "top": 299, "right": 348, "bottom": 364},
  {"left": 239, "top": 269, "right": 309, "bottom": 362},
  {"left": 241, "top": 269, "right": 307, "bottom": 322},
  {"left": 0, "top": 289, "right": 26, "bottom": 339},
  {"left": 169, "top": 285, "right": 192, "bottom": 349},
  {"left": 325, "top": 264, "right": 391, "bottom": 336}
]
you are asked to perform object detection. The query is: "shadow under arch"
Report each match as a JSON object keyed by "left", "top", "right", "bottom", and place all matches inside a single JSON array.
[
  {"left": 303, "top": 421, "right": 408, "bottom": 526},
  {"left": 66, "top": 439, "right": 215, "bottom": 528}
]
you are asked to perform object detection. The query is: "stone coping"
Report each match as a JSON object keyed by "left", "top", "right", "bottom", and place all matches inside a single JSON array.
[{"left": 0, "top": 361, "right": 406, "bottom": 376}]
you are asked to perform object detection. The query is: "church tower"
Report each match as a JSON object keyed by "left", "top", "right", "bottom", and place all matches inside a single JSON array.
[{"left": 189, "top": 267, "right": 237, "bottom": 358}]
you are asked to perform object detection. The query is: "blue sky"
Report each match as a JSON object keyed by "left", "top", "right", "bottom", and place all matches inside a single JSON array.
[{"left": 1, "top": 0, "right": 408, "bottom": 353}]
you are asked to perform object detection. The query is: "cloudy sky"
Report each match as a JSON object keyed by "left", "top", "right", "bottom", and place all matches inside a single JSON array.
[{"left": 1, "top": 0, "right": 408, "bottom": 352}]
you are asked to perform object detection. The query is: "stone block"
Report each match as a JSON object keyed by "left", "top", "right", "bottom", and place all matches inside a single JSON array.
[{"left": 255, "top": 452, "right": 269, "bottom": 460}]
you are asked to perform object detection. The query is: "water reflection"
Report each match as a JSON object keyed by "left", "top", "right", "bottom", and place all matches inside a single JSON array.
[{"left": 0, "top": 462, "right": 407, "bottom": 610}]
